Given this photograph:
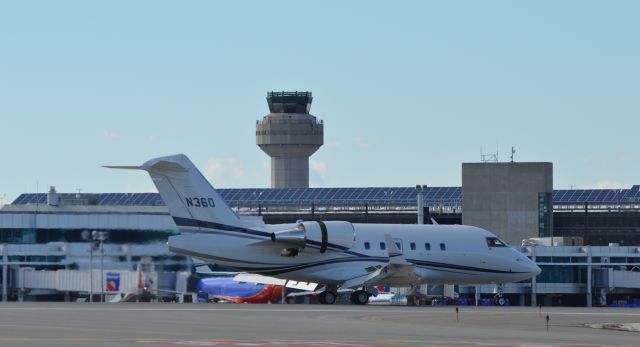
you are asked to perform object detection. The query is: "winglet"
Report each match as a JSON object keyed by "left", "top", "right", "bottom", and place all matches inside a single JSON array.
[{"left": 384, "top": 234, "right": 407, "bottom": 264}]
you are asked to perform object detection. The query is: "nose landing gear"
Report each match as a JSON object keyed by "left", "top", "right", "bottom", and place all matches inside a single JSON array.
[{"left": 494, "top": 283, "right": 506, "bottom": 306}]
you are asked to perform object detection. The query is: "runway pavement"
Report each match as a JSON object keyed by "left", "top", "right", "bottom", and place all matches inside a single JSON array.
[{"left": 0, "top": 303, "right": 639, "bottom": 347}]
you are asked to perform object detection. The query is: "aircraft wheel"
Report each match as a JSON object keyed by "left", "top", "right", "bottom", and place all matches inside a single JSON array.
[
  {"left": 350, "top": 290, "right": 369, "bottom": 305},
  {"left": 319, "top": 291, "right": 337, "bottom": 305},
  {"left": 496, "top": 297, "right": 506, "bottom": 306}
]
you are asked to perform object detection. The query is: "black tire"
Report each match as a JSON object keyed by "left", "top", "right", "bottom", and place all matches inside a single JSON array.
[
  {"left": 496, "top": 297, "right": 506, "bottom": 306},
  {"left": 350, "top": 290, "right": 369, "bottom": 305},
  {"left": 319, "top": 291, "right": 337, "bottom": 305}
]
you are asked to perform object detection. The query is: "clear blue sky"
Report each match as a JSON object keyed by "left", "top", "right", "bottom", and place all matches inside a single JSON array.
[{"left": 1, "top": 1, "right": 638, "bottom": 203}]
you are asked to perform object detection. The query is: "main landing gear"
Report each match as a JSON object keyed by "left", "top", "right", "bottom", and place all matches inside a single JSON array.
[
  {"left": 350, "top": 290, "right": 369, "bottom": 305},
  {"left": 318, "top": 290, "right": 337, "bottom": 305},
  {"left": 318, "top": 289, "right": 372, "bottom": 305}
]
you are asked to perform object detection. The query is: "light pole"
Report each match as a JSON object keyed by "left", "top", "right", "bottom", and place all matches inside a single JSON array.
[
  {"left": 81, "top": 230, "right": 95, "bottom": 303},
  {"left": 96, "top": 231, "right": 108, "bottom": 303},
  {"left": 416, "top": 185, "right": 428, "bottom": 224},
  {"left": 416, "top": 185, "right": 424, "bottom": 225},
  {"left": 82, "top": 230, "right": 108, "bottom": 303}
]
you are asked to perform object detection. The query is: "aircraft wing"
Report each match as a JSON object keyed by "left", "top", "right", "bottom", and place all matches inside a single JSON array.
[
  {"left": 339, "top": 234, "right": 417, "bottom": 291},
  {"left": 234, "top": 234, "right": 418, "bottom": 294}
]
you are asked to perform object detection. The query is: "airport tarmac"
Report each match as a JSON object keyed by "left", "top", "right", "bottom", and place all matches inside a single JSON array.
[{"left": 0, "top": 303, "right": 639, "bottom": 347}]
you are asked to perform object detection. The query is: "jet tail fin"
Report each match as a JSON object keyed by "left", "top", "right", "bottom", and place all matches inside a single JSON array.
[{"left": 105, "top": 154, "right": 244, "bottom": 230}]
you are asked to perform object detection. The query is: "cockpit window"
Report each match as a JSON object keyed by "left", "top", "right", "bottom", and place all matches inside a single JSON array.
[{"left": 486, "top": 237, "right": 508, "bottom": 247}]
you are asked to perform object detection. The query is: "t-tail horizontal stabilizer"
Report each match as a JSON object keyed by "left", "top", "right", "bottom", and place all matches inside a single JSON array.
[{"left": 103, "top": 165, "right": 142, "bottom": 170}]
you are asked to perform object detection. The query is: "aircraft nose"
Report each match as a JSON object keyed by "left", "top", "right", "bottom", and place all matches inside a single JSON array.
[
  {"left": 527, "top": 259, "right": 541, "bottom": 276},
  {"left": 533, "top": 263, "right": 542, "bottom": 276}
]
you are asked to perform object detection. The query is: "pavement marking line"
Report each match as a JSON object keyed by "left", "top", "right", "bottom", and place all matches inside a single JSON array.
[
  {"left": 133, "top": 340, "right": 385, "bottom": 347},
  {"left": 0, "top": 337, "right": 103, "bottom": 341},
  {"left": 2, "top": 307, "right": 640, "bottom": 317}
]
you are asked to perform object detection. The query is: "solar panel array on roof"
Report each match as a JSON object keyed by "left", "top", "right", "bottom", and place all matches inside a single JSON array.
[
  {"left": 12, "top": 193, "right": 47, "bottom": 205},
  {"left": 552, "top": 189, "right": 623, "bottom": 203},
  {"left": 216, "top": 187, "right": 461, "bottom": 206},
  {"left": 10, "top": 186, "right": 640, "bottom": 206},
  {"left": 98, "top": 193, "right": 164, "bottom": 206}
]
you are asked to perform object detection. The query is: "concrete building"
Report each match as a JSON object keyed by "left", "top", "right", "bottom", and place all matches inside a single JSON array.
[
  {"left": 462, "top": 162, "right": 554, "bottom": 245},
  {"left": 256, "top": 91, "right": 323, "bottom": 188}
]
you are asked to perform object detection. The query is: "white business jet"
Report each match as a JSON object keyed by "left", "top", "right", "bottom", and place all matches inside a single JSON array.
[{"left": 107, "top": 154, "right": 541, "bottom": 305}]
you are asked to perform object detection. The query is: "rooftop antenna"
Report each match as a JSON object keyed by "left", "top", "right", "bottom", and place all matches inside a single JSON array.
[
  {"left": 480, "top": 147, "right": 499, "bottom": 163},
  {"left": 76, "top": 188, "right": 83, "bottom": 199},
  {"left": 510, "top": 146, "right": 516, "bottom": 163}
]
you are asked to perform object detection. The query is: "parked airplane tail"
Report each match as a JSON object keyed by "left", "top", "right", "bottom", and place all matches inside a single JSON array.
[{"left": 105, "top": 154, "right": 244, "bottom": 229}]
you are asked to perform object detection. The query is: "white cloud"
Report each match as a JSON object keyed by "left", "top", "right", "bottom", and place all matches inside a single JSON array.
[
  {"left": 310, "top": 159, "right": 327, "bottom": 179},
  {"left": 309, "top": 159, "right": 328, "bottom": 186},
  {"left": 354, "top": 137, "right": 372, "bottom": 150},
  {"left": 103, "top": 130, "right": 120, "bottom": 140},
  {"left": 204, "top": 158, "right": 245, "bottom": 187},
  {"left": 583, "top": 181, "right": 627, "bottom": 189}
]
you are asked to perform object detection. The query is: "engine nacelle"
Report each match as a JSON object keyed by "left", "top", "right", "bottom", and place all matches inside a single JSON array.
[{"left": 270, "top": 221, "right": 356, "bottom": 256}]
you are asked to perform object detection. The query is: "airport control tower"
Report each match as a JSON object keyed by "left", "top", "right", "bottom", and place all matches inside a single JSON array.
[{"left": 256, "top": 91, "right": 324, "bottom": 188}]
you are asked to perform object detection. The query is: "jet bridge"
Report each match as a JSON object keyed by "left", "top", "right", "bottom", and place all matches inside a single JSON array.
[{"left": 594, "top": 268, "right": 640, "bottom": 289}]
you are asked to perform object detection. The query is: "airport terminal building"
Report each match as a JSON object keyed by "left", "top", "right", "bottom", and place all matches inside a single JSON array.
[{"left": 1, "top": 182, "right": 639, "bottom": 306}]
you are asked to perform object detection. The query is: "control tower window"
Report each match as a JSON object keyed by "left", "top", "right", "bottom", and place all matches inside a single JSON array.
[{"left": 486, "top": 237, "right": 507, "bottom": 247}]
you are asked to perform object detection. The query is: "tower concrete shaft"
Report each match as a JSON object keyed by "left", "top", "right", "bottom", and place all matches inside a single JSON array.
[{"left": 256, "top": 91, "right": 323, "bottom": 188}]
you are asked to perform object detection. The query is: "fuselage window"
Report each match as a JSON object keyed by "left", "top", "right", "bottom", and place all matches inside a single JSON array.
[
  {"left": 410, "top": 242, "right": 416, "bottom": 250},
  {"left": 395, "top": 242, "right": 402, "bottom": 250},
  {"left": 364, "top": 242, "right": 370, "bottom": 250},
  {"left": 379, "top": 242, "right": 386, "bottom": 250},
  {"left": 425, "top": 243, "right": 431, "bottom": 251},
  {"left": 486, "top": 237, "right": 507, "bottom": 247},
  {"left": 440, "top": 243, "right": 446, "bottom": 251}
]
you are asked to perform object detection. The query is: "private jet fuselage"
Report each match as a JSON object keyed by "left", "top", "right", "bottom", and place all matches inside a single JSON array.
[
  {"left": 168, "top": 221, "right": 540, "bottom": 286},
  {"left": 108, "top": 154, "right": 541, "bottom": 304}
]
